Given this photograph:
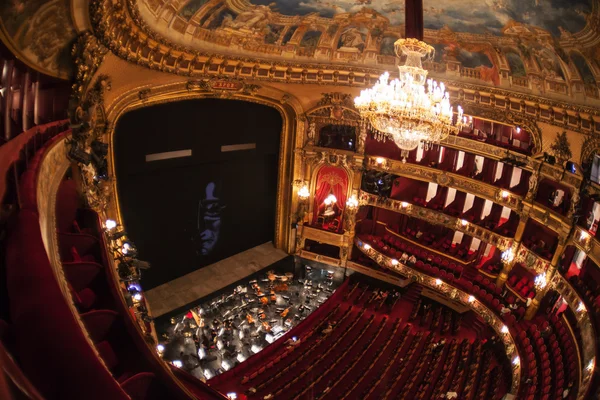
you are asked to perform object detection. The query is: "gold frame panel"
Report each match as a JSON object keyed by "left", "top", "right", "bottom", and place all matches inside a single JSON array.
[{"left": 103, "top": 82, "right": 300, "bottom": 253}]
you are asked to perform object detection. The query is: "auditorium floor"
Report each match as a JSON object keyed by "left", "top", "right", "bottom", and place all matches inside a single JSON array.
[{"left": 145, "top": 242, "right": 288, "bottom": 317}]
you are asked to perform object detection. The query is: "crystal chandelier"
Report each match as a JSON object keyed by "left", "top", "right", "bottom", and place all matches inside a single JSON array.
[{"left": 354, "top": 38, "right": 464, "bottom": 153}]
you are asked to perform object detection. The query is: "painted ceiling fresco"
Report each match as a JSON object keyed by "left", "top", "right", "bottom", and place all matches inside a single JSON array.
[
  {"left": 141, "top": 0, "right": 600, "bottom": 104},
  {"left": 251, "top": 0, "right": 591, "bottom": 37},
  {"left": 0, "top": 0, "right": 77, "bottom": 78}
]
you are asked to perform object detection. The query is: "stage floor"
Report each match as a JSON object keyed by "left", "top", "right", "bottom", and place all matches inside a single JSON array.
[{"left": 145, "top": 242, "right": 288, "bottom": 317}]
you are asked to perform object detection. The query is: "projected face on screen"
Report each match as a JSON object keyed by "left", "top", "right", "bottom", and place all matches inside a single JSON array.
[{"left": 197, "top": 182, "right": 225, "bottom": 255}]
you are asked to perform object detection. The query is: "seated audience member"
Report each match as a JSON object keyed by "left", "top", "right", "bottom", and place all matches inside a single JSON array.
[
  {"left": 321, "top": 323, "right": 333, "bottom": 336},
  {"left": 401, "top": 252, "right": 409, "bottom": 262},
  {"left": 408, "top": 255, "right": 417, "bottom": 265}
]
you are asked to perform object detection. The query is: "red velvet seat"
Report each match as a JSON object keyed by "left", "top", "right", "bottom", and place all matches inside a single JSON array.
[{"left": 63, "top": 261, "right": 104, "bottom": 292}]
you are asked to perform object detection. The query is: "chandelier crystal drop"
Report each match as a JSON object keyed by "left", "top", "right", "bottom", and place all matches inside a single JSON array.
[{"left": 354, "top": 38, "right": 464, "bottom": 151}]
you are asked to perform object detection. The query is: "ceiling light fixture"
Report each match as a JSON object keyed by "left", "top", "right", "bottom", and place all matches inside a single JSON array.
[{"left": 355, "top": 38, "right": 463, "bottom": 155}]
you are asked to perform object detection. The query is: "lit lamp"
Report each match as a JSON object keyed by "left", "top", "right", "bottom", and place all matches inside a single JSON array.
[
  {"left": 587, "top": 359, "right": 595, "bottom": 372},
  {"left": 344, "top": 195, "right": 359, "bottom": 233},
  {"left": 346, "top": 195, "right": 359, "bottom": 210},
  {"left": 355, "top": 38, "right": 463, "bottom": 159},
  {"left": 512, "top": 356, "right": 520, "bottom": 366},
  {"left": 296, "top": 185, "right": 310, "bottom": 224},
  {"left": 501, "top": 248, "right": 514, "bottom": 265},
  {"left": 298, "top": 185, "right": 310, "bottom": 200},
  {"left": 534, "top": 272, "right": 547, "bottom": 291},
  {"left": 105, "top": 219, "right": 117, "bottom": 231},
  {"left": 500, "top": 190, "right": 510, "bottom": 200}
]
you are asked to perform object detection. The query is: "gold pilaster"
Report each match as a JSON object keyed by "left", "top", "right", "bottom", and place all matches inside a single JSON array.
[{"left": 497, "top": 216, "right": 528, "bottom": 286}]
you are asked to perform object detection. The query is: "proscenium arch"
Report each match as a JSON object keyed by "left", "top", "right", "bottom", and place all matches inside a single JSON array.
[{"left": 103, "top": 83, "right": 301, "bottom": 253}]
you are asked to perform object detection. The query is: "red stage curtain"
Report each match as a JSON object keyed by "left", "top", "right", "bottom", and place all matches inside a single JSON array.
[{"left": 312, "top": 166, "right": 348, "bottom": 232}]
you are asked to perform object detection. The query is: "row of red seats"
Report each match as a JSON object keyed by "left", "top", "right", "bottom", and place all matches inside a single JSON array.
[
  {"left": 508, "top": 274, "right": 537, "bottom": 300},
  {"left": 360, "top": 234, "right": 517, "bottom": 319},
  {"left": 3, "top": 132, "right": 224, "bottom": 400}
]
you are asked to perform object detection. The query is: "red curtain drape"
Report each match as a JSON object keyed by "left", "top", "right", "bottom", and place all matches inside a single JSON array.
[{"left": 312, "top": 166, "right": 348, "bottom": 232}]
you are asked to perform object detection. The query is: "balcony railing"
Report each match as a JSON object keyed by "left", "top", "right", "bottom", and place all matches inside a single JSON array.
[{"left": 359, "top": 191, "right": 513, "bottom": 251}]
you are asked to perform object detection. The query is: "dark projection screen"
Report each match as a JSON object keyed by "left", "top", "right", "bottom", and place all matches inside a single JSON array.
[{"left": 114, "top": 99, "right": 282, "bottom": 290}]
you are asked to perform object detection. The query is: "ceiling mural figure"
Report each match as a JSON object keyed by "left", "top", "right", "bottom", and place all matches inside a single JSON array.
[{"left": 136, "top": 0, "right": 600, "bottom": 105}]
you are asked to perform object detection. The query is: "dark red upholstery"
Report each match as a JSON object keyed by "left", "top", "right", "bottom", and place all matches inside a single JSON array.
[
  {"left": 56, "top": 179, "right": 81, "bottom": 233},
  {"left": 5, "top": 210, "right": 129, "bottom": 400},
  {"left": 121, "top": 372, "right": 173, "bottom": 400},
  {"left": 62, "top": 261, "right": 103, "bottom": 292}
]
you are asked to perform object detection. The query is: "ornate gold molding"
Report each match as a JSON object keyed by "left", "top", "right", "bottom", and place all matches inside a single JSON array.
[
  {"left": 89, "top": 0, "right": 600, "bottom": 135},
  {"left": 359, "top": 191, "right": 513, "bottom": 251},
  {"left": 551, "top": 274, "right": 597, "bottom": 400}
]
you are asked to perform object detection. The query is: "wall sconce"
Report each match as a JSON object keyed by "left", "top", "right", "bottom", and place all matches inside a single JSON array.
[
  {"left": 468, "top": 295, "right": 475, "bottom": 303},
  {"left": 580, "top": 230, "right": 590, "bottom": 241},
  {"left": 515, "top": 126, "right": 521, "bottom": 134},
  {"left": 298, "top": 185, "right": 310, "bottom": 200},
  {"left": 501, "top": 248, "right": 514, "bottom": 265},
  {"left": 156, "top": 344, "right": 165, "bottom": 354},
  {"left": 346, "top": 195, "right": 359, "bottom": 210},
  {"left": 512, "top": 356, "right": 520, "bottom": 366},
  {"left": 363, "top": 243, "right": 371, "bottom": 250},
  {"left": 577, "top": 301, "right": 587, "bottom": 313},
  {"left": 401, "top": 202, "right": 409, "bottom": 208},
  {"left": 501, "top": 325, "right": 509, "bottom": 334},
  {"left": 460, "top": 219, "right": 468, "bottom": 227},
  {"left": 587, "top": 359, "right": 595, "bottom": 372},
  {"left": 435, "top": 279, "right": 443, "bottom": 286},
  {"left": 500, "top": 190, "right": 509, "bottom": 199},
  {"left": 172, "top": 360, "right": 183, "bottom": 368},
  {"left": 105, "top": 219, "right": 117, "bottom": 231},
  {"left": 534, "top": 272, "right": 547, "bottom": 291},
  {"left": 375, "top": 157, "right": 385, "bottom": 165},
  {"left": 391, "top": 259, "right": 399, "bottom": 266}
]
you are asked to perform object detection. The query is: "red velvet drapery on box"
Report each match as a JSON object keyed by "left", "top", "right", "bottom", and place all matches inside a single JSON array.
[{"left": 312, "top": 166, "right": 348, "bottom": 232}]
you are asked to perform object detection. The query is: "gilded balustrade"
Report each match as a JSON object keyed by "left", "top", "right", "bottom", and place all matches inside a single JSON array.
[
  {"left": 550, "top": 273, "right": 597, "bottom": 400},
  {"left": 365, "top": 155, "right": 573, "bottom": 235},
  {"left": 573, "top": 226, "right": 600, "bottom": 266},
  {"left": 353, "top": 237, "right": 522, "bottom": 396},
  {"left": 358, "top": 191, "right": 513, "bottom": 251}
]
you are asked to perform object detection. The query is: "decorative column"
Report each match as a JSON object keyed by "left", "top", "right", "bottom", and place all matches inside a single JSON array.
[
  {"left": 525, "top": 166, "right": 540, "bottom": 202},
  {"left": 525, "top": 268, "right": 554, "bottom": 320},
  {"left": 341, "top": 193, "right": 359, "bottom": 263},
  {"left": 497, "top": 215, "right": 528, "bottom": 286},
  {"left": 524, "top": 238, "right": 566, "bottom": 320},
  {"left": 3, "top": 60, "right": 14, "bottom": 140}
]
